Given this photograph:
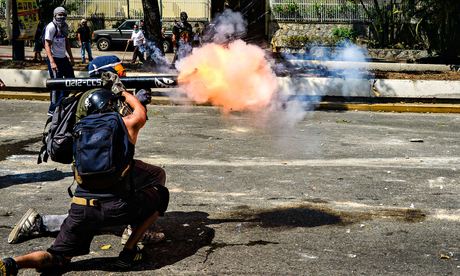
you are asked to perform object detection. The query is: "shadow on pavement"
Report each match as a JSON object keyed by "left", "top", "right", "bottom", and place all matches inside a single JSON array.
[
  {"left": 0, "top": 136, "right": 42, "bottom": 162},
  {"left": 68, "top": 207, "right": 344, "bottom": 273},
  {"left": 0, "top": 170, "right": 73, "bottom": 188}
]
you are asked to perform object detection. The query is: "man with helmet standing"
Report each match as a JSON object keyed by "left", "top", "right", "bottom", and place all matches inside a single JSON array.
[
  {"left": 171, "top": 11, "right": 193, "bottom": 68},
  {"left": 44, "top": 7, "right": 75, "bottom": 116},
  {"left": 0, "top": 81, "right": 169, "bottom": 274}
]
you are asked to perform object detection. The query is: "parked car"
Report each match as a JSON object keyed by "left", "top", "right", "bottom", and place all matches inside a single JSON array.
[{"left": 92, "top": 19, "right": 173, "bottom": 53}]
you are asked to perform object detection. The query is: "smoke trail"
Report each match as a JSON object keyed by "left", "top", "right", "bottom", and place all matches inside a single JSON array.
[{"left": 142, "top": 40, "right": 172, "bottom": 73}]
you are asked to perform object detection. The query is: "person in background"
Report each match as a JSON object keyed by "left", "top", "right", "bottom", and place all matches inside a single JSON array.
[
  {"left": 171, "top": 11, "right": 193, "bottom": 67},
  {"left": 192, "top": 22, "right": 202, "bottom": 48},
  {"left": 32, "top": 21, "right": 44, "bottom": 63},
  {"left": 76, "top": 19, "right": 93, "bottom": 64},
  {"left": 44, "top": 7, "right": 75, "bottom": 116},
  {"left": 127, "top": 24, "right": 145, "bottom": 64}
]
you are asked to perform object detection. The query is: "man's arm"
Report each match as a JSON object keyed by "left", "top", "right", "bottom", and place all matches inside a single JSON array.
[
  {"left": 44, "top": 25, "right": 57, "bottom": 71},
  {"left": 121, "top": 91, "right": 147, "bottom": 145},
  {"left": 77, "top": 30, "right": 82, "bottom": 47},
  {"left": 65, "top": 37, "right": 74, "bottom": 66},
  {"left": 44, "top": 40, "right": 57, "bottom": 72}
]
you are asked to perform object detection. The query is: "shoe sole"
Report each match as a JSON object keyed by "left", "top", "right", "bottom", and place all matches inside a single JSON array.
[{"left": 8, "top": 208, "right": 36, "bottom": 244}]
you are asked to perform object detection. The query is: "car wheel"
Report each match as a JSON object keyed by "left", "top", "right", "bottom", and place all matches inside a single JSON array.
[
  {"left": 97, "top": 38, "right": 111, "bottom": 51},
  {"left": 163, "top": 40, "right": 172, "bottom": 53}
]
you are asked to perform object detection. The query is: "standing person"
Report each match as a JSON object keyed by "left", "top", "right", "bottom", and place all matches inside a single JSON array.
[
  {"left": 171, "top": 11, "right": 193, "bottom": 68},
  {"left": 192, "top": 22, "right": 202, "bottom": 48},
  {"left": 0, "top": 86, "right": 169, "bottom": 274},
  {"left": 76, "top": 19, "right": 93, "bottom": 63},
  {"left": 32, "top": 21, "right": 44, "bottom": 62},
  {"left": 127, "top": 24, "right": 145, "bottom": 64},
  {"left": 44, "top": 7, "right": 75, "bottom": 116}
]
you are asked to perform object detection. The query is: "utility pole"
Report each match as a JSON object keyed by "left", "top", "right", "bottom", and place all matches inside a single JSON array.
[
  {"left": 11, "top": 0, "right": 25, "bottom": 60},
  {"left": 127, "top": 0, "right": 130, "bottom": 18}
]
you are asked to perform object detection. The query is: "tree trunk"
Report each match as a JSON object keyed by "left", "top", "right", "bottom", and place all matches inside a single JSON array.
[{"left": 141, "top": 0, "right": 163, "bottom": 54}]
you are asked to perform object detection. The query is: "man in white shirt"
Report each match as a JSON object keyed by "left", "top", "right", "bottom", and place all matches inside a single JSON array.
[
  {"left": 128, "top": 24, "right": 145, "bottom": 64},
  {"left": 44, "top": 7, "right": 75, "bottom": 116}
]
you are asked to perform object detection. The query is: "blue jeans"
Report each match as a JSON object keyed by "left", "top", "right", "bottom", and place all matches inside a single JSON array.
[
  {"left": 46, "top": 57, "right": 75, "bottom": 114},
  {"left": 81, "top": 41, "right": 93, "bottom": 62}
]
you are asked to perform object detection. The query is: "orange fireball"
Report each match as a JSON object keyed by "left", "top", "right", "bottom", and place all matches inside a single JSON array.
[{"left": 177, "top": 40, "right": 278, "bottom": 113}]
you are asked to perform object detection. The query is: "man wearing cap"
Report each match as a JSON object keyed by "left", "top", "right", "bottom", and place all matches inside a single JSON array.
[
  {"left": 76, "top": 19, "right": 93, "bottom": 64},
  {"left": 44, "top": 7, "right": 75, "bottom": 116}
]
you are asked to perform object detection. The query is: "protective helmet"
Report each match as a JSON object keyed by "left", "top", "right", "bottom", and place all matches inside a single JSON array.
[
  {"left": 180, "top": 11, "right": 188, "bottom": 22},
  {"left": 84, "top": 88, "right": 119, "bottom": 115}
]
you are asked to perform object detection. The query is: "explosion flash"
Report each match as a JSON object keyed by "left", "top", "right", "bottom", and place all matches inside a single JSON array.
[{"left": 176, "top": 40, "right": 278, "bottom": 113}]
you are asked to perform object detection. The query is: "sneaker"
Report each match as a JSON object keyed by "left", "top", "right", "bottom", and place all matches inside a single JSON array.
[
  {"left": 114, "top": 246, "right": 143, "bottom": 270},
  {"left": 8, "top": 208, "right": 42, "bottom": 244},
  {"left": 0, "top": 258, "right": 19, "bottom": 276},
  {"left": 121, "top": 225, "right": 165, "bottom": 245}
]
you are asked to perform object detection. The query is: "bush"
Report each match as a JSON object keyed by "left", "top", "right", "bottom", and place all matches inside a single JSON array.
[
  {"left": 0, "top": 26, "right": 6, "bottom": 44},
  {"left": 332, "top": 27, "right": 356, "bottom": 42},
  {"left": 282, "top": 35, "right": 309, "bottom": 48}
]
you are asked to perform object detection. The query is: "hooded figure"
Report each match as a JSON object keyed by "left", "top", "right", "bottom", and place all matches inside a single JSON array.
[
  {"left": 44, "top": 6, "right": 75, "bottom": 116},
  {"left": 52, "top": 7, "right": 69, "bottom": 36}
]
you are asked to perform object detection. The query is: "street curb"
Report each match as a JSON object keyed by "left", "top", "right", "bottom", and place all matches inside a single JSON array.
[
  {"left": 1, "top": 91, "right": 459, "bottom": 113},
  {"left": 317, "top": 102, "right": 460, "bottom": 113}
]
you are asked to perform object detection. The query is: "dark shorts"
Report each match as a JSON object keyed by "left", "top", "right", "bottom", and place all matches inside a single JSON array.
[{"left": 48, "top": 161, "right": 168, "bottom": 257}]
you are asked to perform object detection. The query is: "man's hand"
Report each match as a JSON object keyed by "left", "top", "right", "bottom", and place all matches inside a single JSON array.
[
  {"left": 0, "top": 79, "right": 5, "bottom": 90},
  {"left": 101, "top": 71, "right": 126, "bottom": 94},
  {"left": 50, "top": 61, "right": 58, "bottom": 71},
  {"left": 135, "top": 89, "right": 152, "bottom": 106}
]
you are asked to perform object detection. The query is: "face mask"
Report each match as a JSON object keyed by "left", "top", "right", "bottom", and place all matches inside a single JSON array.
[
  {"left": 180, "top": 13, "right": 187, "bottom": 23},
  {"left": 55, "top": 14, "right": 67, "bottom": 24},
  {"left": 134, "top": 29, "right": 139, "bottom": 33}
]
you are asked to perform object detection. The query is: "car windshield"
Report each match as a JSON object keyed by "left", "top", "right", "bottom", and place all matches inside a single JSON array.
[{"left": 119, "top": 21, "right": 137, "bottom": 30}]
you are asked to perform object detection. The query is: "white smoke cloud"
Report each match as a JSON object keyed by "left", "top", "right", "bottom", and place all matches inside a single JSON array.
[{"left": 203, "top": 9, "right": 248, "bottom": 44}]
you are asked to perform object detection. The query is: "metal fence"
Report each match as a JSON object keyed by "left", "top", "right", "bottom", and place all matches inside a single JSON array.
[
  {"left": 270, "top": 0, "right": 375, "bottom": 23},
  {"left": 66, "top": 0, "right": 210, "bottom": 21}
]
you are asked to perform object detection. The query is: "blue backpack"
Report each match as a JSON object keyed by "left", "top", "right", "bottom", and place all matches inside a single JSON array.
[{"left": 72, "top": 112, "right": 133, "bottom": 190}]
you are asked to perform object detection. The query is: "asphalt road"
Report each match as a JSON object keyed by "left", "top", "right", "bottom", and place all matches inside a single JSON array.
[{"left": 0, "top": 100, "right": 459, "bottom": 275}]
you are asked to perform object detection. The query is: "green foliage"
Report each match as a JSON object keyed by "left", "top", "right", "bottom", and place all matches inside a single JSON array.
[
  {"left": 282, "top": 35, "right": 309, "bottom": 48},
  {"left": 332, "top": 27, "right": 356, "bottom": 42},
  {"left": 273, "top": 2, "right": 300, "bottom": 15},
  {"left": 286, "top": 2, "right": 299, "bottom": 13},
  {"left": 0, "top": 25, "right": 6, "bottom": 44},
  {"left": 412, "top": 0, "right": 460, "bottom": 61}
]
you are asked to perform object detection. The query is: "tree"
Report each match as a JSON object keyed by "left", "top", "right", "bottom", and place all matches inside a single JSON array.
[
  {"left": 355, "top": 0, "right": 460, "bottom": 62},
  {"left": 411, "top": 0, "right": 460, "bottom": 62},
  {"left": 356, "top": 0, "right": 403, "bottom": 48},
  {"left": 141, "top": 0, "right": 164, "bottom": 55}
]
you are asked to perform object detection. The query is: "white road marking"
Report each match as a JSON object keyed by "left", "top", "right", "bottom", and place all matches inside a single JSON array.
[{"left": 143, "top": 156, "right": 460, "bottom": 169}]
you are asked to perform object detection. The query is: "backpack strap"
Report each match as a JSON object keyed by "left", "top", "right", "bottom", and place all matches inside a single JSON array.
[
  {"left": 67, "top": 179, "right": 75, "bottom": 198},
  {"left": 37, "top": 116, "right": 53, "bottom": 164}
]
